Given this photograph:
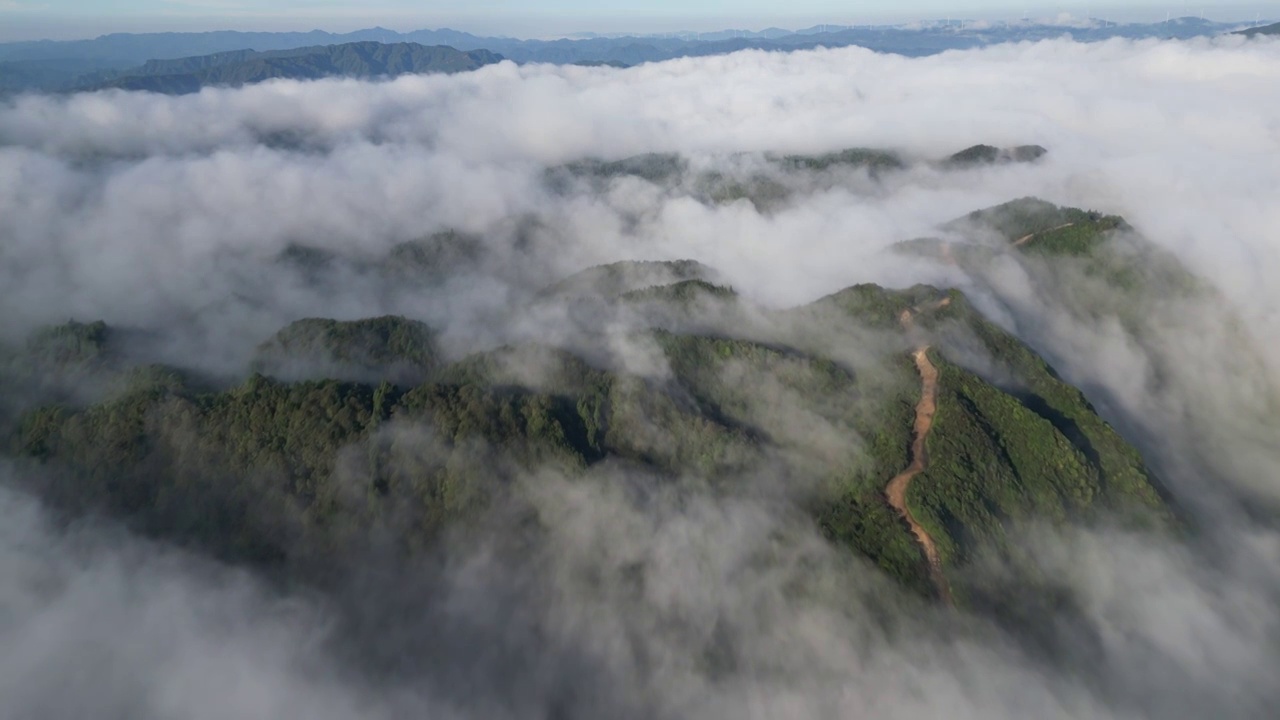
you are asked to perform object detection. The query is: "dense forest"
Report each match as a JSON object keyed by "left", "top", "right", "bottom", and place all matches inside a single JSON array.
[{"left": 4, "top": 171, "right": 1219, "bottom": 608}]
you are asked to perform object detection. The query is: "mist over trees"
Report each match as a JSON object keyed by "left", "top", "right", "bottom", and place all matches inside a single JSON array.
[{"left": 1, "top": 35, "right": 1278, "bottom": 719}]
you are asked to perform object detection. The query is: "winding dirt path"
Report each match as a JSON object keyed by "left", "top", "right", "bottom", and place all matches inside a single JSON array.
[
  {"left": 890, "top": 300, "right": 955, "bottom": 604},
  {"left": 1013, "top": 222, "right": 1075, "bottom": 247}
]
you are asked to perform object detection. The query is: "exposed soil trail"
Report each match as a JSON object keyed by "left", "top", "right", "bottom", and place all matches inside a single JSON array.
[
  {"left": 941, "top": 241, "right": 957, "bottom": 266},
  {"left": 890, "top": 299, "right": 955, "bottom": 604},
  {"left": 1013, "top": 222, "right": 1075, "bottom": 247}
]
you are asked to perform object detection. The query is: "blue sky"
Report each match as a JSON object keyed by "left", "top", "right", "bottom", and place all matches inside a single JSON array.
[{"left": 0, "top": 1, "right": 1271, "bottom": 41}]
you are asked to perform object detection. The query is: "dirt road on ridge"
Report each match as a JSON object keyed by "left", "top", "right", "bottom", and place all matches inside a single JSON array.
[{"left": 889, "top": 300, "right": 955, "bottom": 604}]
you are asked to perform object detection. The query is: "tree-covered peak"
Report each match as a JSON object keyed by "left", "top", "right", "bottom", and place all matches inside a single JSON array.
[
  {"left": 775, "top": 147, "right": 906, "bottom": 172},
  {"left": 385, "top": 230, "right": 485, "bottom": 274},
  {"left": 945, "top": 197, "right": 1126, "bottom": 252},
  {"left": 24, "top": 320, "right": 114, "bottom": 367},
  {"left": 619, "top": 279, "right": 738, "bottom": 304},
  {"left": 252, "top": 315, "right": 441, "bottom": 384},
  {"left": 943, "top": 144, "right": 1047, "bottom": 168},
  {"left": 540, "top": 259, "right": 718, "bottom": 300},
  {"left": 806, "top": 283, "right": 952, "bottom": 328}
]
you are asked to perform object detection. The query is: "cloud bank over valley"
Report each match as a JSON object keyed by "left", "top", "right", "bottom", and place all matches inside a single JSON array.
[{"left": 0, "top": 34, "right": 1278, "bottom": 719}]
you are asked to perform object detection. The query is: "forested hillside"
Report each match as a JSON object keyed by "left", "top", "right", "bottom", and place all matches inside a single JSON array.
[{"left": 4, "top": 191, "right": 1184, "bottom": 604}]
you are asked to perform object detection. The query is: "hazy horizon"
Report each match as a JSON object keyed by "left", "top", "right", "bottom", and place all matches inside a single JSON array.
[{"left": 0, "top": 3, "right": 1274, "bottom": 44}]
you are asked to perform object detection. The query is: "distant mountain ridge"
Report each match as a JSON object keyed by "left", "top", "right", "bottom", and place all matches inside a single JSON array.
[
  {"left": 1236, "top": 21, "right": 1280, "bottom": 36},
  {"left": 0, "top": 18, "right": 1260, "bottom": 95},
  {"left": 77, "top": 42, "right": 503, "bottom": 93}
]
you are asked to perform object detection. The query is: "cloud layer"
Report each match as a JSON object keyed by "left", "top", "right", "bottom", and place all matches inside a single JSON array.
[{"left": 1, "top": 35, "right": 1279, "bottom": 719}]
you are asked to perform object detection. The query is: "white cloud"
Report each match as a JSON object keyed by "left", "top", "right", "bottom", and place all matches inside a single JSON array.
[
  {"left": 2, "top": 37, "right": 1277, "bottom": 365},
  {"left": 1, "top": 35, "right": 1279, "bottom": 719}
]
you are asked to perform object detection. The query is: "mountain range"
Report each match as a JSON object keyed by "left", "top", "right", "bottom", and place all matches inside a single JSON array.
[
  {"left": 8, "top": 144, "right": 1250, "bottom": 609},
  {"left": 76, "top": 42, "right": 502, "bottom": 94},
  {"left": 0, "top": 17, "right": 1266, "bottom": 95}
]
